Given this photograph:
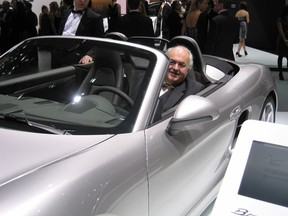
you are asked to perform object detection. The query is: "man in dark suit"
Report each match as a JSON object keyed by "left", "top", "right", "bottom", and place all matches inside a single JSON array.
[
  {"left": 58, "top": 0, "right": 104, "bottom": 37},
  {"left": 58, "top": 0, "right": 104, "bottom": 63},
  {"left": 204, "top": 0, "right": 239, "bottom": 60},
  {"left": 158, "top": 0, "right": 172, "bottom": 40},
  {"left": 132, "top": 45, "right": 204, "bottom": 121},
  {"left": 159, "top": 46, "right": 204, "bottom": 114},
  {"left": 115, "top": 0, "right": 154, "bottom": 38}
]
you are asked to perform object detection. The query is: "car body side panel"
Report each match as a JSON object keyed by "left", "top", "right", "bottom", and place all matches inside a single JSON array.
[
  {"left": 0, "top": 36, "right": 278, "bottom": 216},
  {"left": 0, "top": 132, "right": 148, "bottom": 216},
  {"left": 0, "top": 128, "right": 112, "bottom": 185},
  {"left": 228, "top": 64, "right": 275, "bottom": 112},
  {"left": 145, "top": 109, "right": 238, "bottom": 215},
  {"left": 145, "top": 61, "right": 276, "bottom": 215}
]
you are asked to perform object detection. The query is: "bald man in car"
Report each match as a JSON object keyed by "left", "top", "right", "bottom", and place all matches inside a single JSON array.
[
  {"left": 158, "top": 45, "right": 205, "bottom": 113},
  {"left": 133, "top": 45, "right": 204, "bottom": 121}
]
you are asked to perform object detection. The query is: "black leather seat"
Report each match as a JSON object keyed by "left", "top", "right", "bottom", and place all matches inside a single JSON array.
[{"left": 76, "top": 48, "right": 124, "bottom": 104}]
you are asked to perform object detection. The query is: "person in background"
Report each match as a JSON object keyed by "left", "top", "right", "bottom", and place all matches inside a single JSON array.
[
  {"left": 58, "top": 0, "right": 104, "bottom": 64},
  {"left": 183, "top": 0, "right": 194, "bottom": 19},
  {"left": 158, "top": 0, "right": 172, "bottom": 40},
  {"left": 115, "top": 0, "right": 154, "bottom": 38},
  {"left": 168, "top": 0, "right": 183, "bottom": 40},
  {"left": 8, "top": 0, "right": 27, "bottom": 48},
  {"left": 58, "top": 0, "right": 104, "bottom": 37},
  {"left": 59, "top": 0, "right": 73, "bottom": 18},
  {"left": 0, "top": 0, "right": 13, "bottom": 54},
  {"left": 139, "top": 0, "right": 148, "bottom": 15},
  {"left": 206, "top": 0, "right": 217, "bottom": 22},
  {"left": 107, "top": 0, "right": 121, "bottom": 33},
  {"left": 182, "top": 0, "right": 209, "bottom": 52},
  {"left": 235, "top": 1, "right": 250, "bottom": 57},
  {"left": 276, "top": 4, "right": 288, "bottom": 81},
  {"left": 204, "top": 0, "right": 239, "bottom": 60},
  {"left": 25, "top": 2, "right": 38, "bottom": 38},
  {"left": 49, "top": 1, "right": 61, "bottom": 35},
  {"left": 38, "top": 5, "right": 53, "bottom": 35}
]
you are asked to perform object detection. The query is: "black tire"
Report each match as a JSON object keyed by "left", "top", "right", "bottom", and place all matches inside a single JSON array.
[{"left": 259, "top": 95, "right": 276, "bottom": 123}]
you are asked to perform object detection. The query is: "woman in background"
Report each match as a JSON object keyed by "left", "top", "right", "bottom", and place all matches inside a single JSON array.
[
  {"left": 38, "top": 5, "right": 53, "bottom": 35},
  {"left": 49, "top": 1, "right": 61, "bottom": 35},
  {"left": 235, "top": 2, "right": 250, "bottom": 57},
  {"left": 181, "top": 0, "right": 208, "bottom": 52}
]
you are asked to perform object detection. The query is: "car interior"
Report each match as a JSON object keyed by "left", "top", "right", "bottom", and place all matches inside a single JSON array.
[
  {"left": 0, "top": 35, "right": 241, "bottom": 134},
  {"left": 0, "top": 37, "right": 158, "bottom": 134}
]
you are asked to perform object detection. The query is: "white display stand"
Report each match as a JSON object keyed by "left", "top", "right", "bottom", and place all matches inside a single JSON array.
[{"left": 212, "top": 120, "right": 288, "bottom": 216}]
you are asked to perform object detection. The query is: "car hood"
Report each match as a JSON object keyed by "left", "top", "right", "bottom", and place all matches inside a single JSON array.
[{"left": 0, "top": 128, "right": 113, "bottom": 186}]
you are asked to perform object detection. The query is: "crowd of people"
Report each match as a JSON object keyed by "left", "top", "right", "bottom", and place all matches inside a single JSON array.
[
  {"left": 0, "top": 0, "right": 37, "bottom": 54},
  {"left": 107, "top": 0, "right": 241, "bottom": 61},
  {"left": 0, "top": 0, "right": 75, "bottom": 54},
  {"left": 0, "top": 0, "right": 241, "bottom": 59},
  {"left": 0, "top": 0, "right": 286, "bottom": 118},
  {"left": 0, "top": 0, "right": 287, "bottom": 81}
]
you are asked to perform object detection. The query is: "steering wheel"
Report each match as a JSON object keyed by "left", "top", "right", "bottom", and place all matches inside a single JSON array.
[{"left": 92, "top": 86, "right": 134, "bottom": 109}]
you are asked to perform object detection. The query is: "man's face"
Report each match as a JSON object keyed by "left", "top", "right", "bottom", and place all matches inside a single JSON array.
[
  {"left": 213, "top": 0, "right": 222, "bottom": 13},
  {"left": 74, "top": 0, "right": 90, "bottom": 11},
  {"left": 199, "top": 0, "right": 209, "bottom": 12},
  {"left": 165, "top": 46, "right": 190, "bottom": 86}
]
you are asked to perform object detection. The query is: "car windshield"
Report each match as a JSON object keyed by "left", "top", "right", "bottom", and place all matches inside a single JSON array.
[{"left": 0, "top": 36, "right": 166, "bottom": 135}]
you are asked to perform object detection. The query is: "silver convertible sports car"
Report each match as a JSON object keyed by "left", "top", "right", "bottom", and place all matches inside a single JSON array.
[{"left": 0, "top": 35, "right": 277, "bottom": 216}]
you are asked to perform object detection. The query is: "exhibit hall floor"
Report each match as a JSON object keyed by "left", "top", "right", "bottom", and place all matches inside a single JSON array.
[{"left": 233, "top": 44, "right": 288, "bottom": 126}]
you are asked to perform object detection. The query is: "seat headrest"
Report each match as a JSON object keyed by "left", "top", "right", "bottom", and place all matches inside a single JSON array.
[
  {"left": 105, "top": 32, "right": 128, "bottom": 41},
  {"left": 169, "top": 36, "right": 205, "bottom": 71}
]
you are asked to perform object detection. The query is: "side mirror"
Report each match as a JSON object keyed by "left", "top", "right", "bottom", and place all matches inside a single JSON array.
[{"left": 167, "top": 95, "right": 219, "bottom": 136}]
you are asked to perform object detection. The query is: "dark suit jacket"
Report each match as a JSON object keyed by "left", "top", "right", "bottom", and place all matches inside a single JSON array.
[
  {"left": 161, "top": 2, "right": 171, "bottom": 40},
  {"left": 167, "top": 9, "right": 182, "bottom": 40},
  {"left": 160, "top": 77, "right": 205, "bottom": 113},
  {"left": 115, "top": 11, "right": 155, "bottom": 38},
  {"left": 205, "top": 10, "right": 239, "bottom": 60},
  {"left": 58, "top": 8, "right": 104, "bottom": 37},
  {"left": 153, "top": 77, "right": 204, "bottom": 121},
  {"left": 132, "top": 71, "right": 204, "bottom": 121}
]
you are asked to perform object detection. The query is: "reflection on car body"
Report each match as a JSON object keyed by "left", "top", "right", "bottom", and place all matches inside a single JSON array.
[{"left": 0, "top": 35, "right": 277, "bottom": 216}]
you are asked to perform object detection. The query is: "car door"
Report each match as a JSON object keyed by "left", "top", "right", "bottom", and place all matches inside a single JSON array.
[{"left": 145, "top": 92, "right": 242, "bottom": 216}]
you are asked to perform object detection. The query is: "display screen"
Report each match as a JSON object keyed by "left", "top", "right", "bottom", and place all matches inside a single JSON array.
[{"left": 238, "top": 140, "right": 288, "bottom": 207}]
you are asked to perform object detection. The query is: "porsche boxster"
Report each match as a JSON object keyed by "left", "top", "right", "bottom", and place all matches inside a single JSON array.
[{"left": 0, "top": 35, "right": 277, "bottom": 216}]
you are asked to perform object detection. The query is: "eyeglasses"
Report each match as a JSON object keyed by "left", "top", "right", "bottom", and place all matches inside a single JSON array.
[{"left": 169, "top": 60, "right": 187, "bottom": 69}]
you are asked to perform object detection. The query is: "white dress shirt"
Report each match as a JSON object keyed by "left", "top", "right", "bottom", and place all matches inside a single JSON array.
[{"left": 62, "top": 12, "right": 83, "bottom": 36}]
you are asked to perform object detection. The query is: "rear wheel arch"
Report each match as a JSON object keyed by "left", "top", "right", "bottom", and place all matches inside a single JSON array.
[{"left": 259, "top": 93, "right": 277, "bottom": 123}]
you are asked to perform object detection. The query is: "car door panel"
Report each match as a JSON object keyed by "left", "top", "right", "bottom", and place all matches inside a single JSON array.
[
  {"left": 145, "top": 86, "right": 243, "bottom": 215},
  {"left": 146, "top": 117, "right": 236, "bottom": 215}
]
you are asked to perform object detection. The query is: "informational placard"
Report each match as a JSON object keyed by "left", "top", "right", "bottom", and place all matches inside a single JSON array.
[{"left": 212, "top": 120, "right": 288, "bottom": 216}]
